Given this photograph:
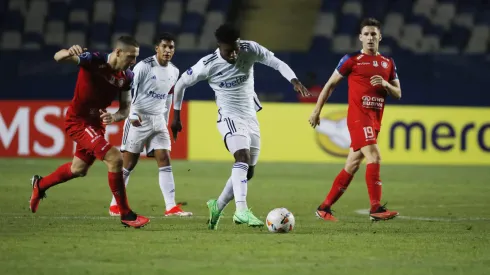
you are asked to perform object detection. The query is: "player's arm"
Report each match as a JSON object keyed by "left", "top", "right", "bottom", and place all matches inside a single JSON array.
[
  {"left": 376, "top": 78, "right": 401, "bottom": 100},
  {"left": 371, "top": 59, "right": 402, "bottom": 100},
  {"left": 171, "top": 62, "right": 208, "bottom": 140},
  {"left": 127, "top": 62, "right": 150, "bottom": 127},
  {"left": 99, "top": 90, "right": 131, "bottom": 125},
  {"left": 309, "top": 55, "right": 351, "bottom": 128},
  {"left": 163, "top": 94, "right": 173, "bottom": 124},
  {"left": 312, "top": 71, "right": 343, "bottom": 113},
  {"left": 53, "top": 45, "right": 87, "bottom": 64}
]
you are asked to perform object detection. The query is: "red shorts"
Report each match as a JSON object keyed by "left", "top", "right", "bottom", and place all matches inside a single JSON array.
[
  {"left": 348, "top": 121, "right": 380, "bottom": 151},
  {"left": 65, "top": 120, "right": 112, "bottom": 165}
]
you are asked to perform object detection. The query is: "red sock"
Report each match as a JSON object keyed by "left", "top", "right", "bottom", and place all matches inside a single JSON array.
[
  {"left": 320, "top": 169, "right": 353, "bottom": 208},
  {"left": 39, "top": 162, "right": 75, "bottom": 190},
  {"left": 108, "top": 172, "right": 131, "bottom": 216},
  {"left": 366, "top": 163, "right": 382, "bottom": 211}
]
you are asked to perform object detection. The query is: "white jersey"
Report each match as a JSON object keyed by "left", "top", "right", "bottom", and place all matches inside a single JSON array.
[
  {"left": 174, "top": 40, "right": 297, "bottom": 118},
  {"left": 130, "top": 55, "right": 179, "bottom": 117}
]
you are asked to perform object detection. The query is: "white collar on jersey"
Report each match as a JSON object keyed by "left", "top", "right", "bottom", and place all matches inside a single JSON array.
[{"left": 153, "top": 55, "right": 169, "bottom": 67}]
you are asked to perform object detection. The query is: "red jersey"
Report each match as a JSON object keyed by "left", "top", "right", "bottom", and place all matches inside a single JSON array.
[
  {"left": 336, "top": 51, "right": 398, "bottom": 130},
  {"left": 66, "top": 52, "right": 133, "bottom": 126}
]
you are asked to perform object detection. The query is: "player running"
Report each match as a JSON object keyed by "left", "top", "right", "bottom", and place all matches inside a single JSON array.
[
  {"left": 309, "top": 18, "right": 401, "bottom": 222},
  {"left": 108, "top": 33, "right": 192, "bottom": 217},
  {"left": 171, "top": 23, "right": 310, "bottom": 230},
  {"left": 29, "top": 36, "right": 150, "bottom": 228}
]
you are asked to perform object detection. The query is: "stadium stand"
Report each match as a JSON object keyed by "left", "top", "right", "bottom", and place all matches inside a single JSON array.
[{"left": 0, "top": 0, "right": 489, "bottom": 106}]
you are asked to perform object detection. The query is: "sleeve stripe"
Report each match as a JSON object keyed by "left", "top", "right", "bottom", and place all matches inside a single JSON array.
[{"left": 131, "top": 84, "right": 139, "bottom": 104}]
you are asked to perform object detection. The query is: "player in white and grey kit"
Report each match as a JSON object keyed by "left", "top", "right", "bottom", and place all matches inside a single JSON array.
[
  {"left": 171, "top": 24, "right": 310, "bottom": 229},
  {"left": 108, "top": 33, "right": 192, "bottom": 217}
]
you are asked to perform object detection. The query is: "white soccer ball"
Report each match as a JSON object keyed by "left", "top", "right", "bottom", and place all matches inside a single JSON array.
[{"left": 266, "top": 208, "right": 295, "bottom": 233}]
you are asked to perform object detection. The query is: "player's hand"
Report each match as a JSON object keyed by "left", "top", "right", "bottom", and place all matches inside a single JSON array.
[
  {"left": 370, "top": 75, "right": 388, "bottom": 88},
  {"left": 291, "top": 79, "right": 311, "bottom": 97},
  {"left": 309, "top": 110, "right": 321, "bottom": 128},
  {"left": 68, "top": 45, "right": 87, "bottom": 56},
  {"left": 99, "top": 109, "right": 115, "bottom": 125},
  {"left": 170, "top": 118, "right": 182, "bottom": 141},
  {"left": 129, "top": 113, "right": 142, "bottom": 127}
]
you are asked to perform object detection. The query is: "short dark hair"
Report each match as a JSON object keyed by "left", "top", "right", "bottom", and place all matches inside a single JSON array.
[
  {"left": 117, "top": 35, "right": 139, "bottom": 47},
  {"left": 215, "top": 23, "right": 240, "bottom": 45},
  {"left": 359, "top": 18, "right": 381, "bottom": 33},
  {"left": 154, "top": 32, "right": 176, "bottom": 46}
]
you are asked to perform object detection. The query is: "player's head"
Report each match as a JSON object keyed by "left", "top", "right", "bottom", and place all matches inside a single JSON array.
[
  {"left": 155, "top": 32, "right": 176, "bottom": 65},
  {"left": 113, "top": 36, "right": 139, "bottom": 71},
  {"left": 359, "top": 18, "right": 382, "bottom": 54},
  {"left": 215, "top": 23, "right": 240, "bottom": 64}
]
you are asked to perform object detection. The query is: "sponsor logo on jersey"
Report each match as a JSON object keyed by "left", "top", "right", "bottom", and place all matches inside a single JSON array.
[
  {"left": 362, "top": 96, "right": 384, "bottom": 109},
  {"left": 186, "top": 68, "right": 193, "bottom": 75},
  {"left": 148, "top": 91, "right": 167, "bottom": 100},
  {"left": 314, "top": 111, "right": 351, "bottom": 157},
  {"left": 357, "top": 62, "right": 370, "bottom": 65},
  {"left": 219, "top": 75, "right": 249, "bottom": 88},
  {"left": 151, "top": 75, "right": 157, "bottom": 80}
]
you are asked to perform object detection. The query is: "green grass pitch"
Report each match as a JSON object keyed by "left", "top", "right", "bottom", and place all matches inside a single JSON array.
[{"left": 1, "top": 158, "right": 489, "bottom": 275}]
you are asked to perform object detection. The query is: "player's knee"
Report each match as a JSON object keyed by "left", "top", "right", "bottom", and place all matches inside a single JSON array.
[
  {"left": 234, "top": 149, "right": 250, "bottom": 164},
  {"left": 247, "top": 166, "right": 255, "bottom": 181},
  {"left": 123, "top": 152, "right": 139, "bottom": 171},
  {"left": 345, "top": 159, "right": 361, "bottom": 174},
  {"left": 366, "top": 154, "right": 381, "bottom": 164},
  {"left": 104, "top": 148, "right": 123, "bottom": 171},
  {"left": 70, "top": 164, "right": 88, "bottom": 177},
  {"left": 371, "top": 155, "right": 381, "bottom": 164},
  {"left": 155, "top": 150, "right": 171, "bottom": 167}
]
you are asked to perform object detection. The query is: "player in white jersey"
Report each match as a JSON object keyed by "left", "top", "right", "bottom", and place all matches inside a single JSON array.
[
  {"left": 171, "top": 24, "right": 310, "bottom": 229},
  {"left": 108, "top": 33, "right": 192, "bottom": 217}
]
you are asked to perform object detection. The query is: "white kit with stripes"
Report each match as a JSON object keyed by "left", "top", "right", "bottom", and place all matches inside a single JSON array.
[
  {"left": 120, "top": 55, "right": 179, "bottom": 156},
  {"left": 173, "top": 40, "right": 298, "bottom": 164}
]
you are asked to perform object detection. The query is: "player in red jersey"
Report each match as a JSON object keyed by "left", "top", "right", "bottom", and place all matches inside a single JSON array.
[
  {"left": 309, "top": 18, "right": 402, "bottom": 222},
  {"left": 29, "top": 36, "right": 150, "bottom": 228}
]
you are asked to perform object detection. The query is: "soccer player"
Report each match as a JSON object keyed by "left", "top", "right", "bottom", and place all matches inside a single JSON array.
[
  {"left": 29, "top": 36, "right": 150, "bottom": 228},
  {"left": 170, "top": 23, "right": 310, "bottom": 229},
  {"left": 108, "top": 33, "right": 192, "bottom": 217},
  {"left": 309, "top": 18, "right": 401, "bottom": 222}
]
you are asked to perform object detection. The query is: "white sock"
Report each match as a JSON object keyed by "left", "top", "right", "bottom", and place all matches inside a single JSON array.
[
  {"left": 110, "top": 168, "right": 131, "bottom": 206},
  {"left": 159, "top": 166, "right": 176, "bottom": 211},
  {"left": 217, "top": 177, "right": 233, "bottom": 211},
  {"left": 232, "top": 162, "right": 249, "bottom": 212}
]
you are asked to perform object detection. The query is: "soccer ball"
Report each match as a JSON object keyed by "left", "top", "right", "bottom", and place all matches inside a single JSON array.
[{"left": 265, "top": 208, "right": 295, "bottom": 233}]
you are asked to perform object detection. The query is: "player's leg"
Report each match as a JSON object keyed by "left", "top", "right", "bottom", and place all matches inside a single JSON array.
[
  {"left": 316, "top": 148, "right": 363, "bottom": 221},
  {"left": 228, "top": 139, "right": 263, "bottom": 227},
  {"left": 153, "top": 148, "right": 193, "bottom": 217},
  {"left": 208, "top": 116, "right": 262, "bottom": 229},
  {"left": 360, "top": 143, "right": 398, "bottom": 221},
  {"left": 109, "top": 119, "right": 146, "bottom": 216},
  {"left": 29, "top": 145, "right": 94, "bottom": 213},
  {"left": 102, "top": 146, "right": 149, "bottom": 227},
  {"left": 216, "top": 132, "right": 260, "bottom": 212},
  {"left": 108, "top": 151, "right": 139, "bottom": 216}
]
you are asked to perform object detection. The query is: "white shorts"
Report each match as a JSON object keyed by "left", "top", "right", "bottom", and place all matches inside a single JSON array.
[
  {"left": 120, "top": 114, "right": 171, "bottom": 157},
  {"left": 217, "top": 109, "right": 260, "bottom": 166}
]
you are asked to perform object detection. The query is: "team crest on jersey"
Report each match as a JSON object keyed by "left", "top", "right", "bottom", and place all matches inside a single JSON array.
[
  {"left": 373, "top": 61, "right": 379, "bottom": 67},
  {"left": 118, "top": 78, "right": 124, "bottom": 87},
  {"left": 187, "top": 68, "right": 193, "bottom": 75},
  {"left": 381, "top": 61, "right": 388, "bottom": 69},
  {"left": 109, "top": 76, "right": 115, "bottom": 85}
]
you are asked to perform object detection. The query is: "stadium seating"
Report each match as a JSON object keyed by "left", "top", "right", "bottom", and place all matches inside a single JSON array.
[{"left": 0, "top": 0, "right": 489, "bottom": 105}]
